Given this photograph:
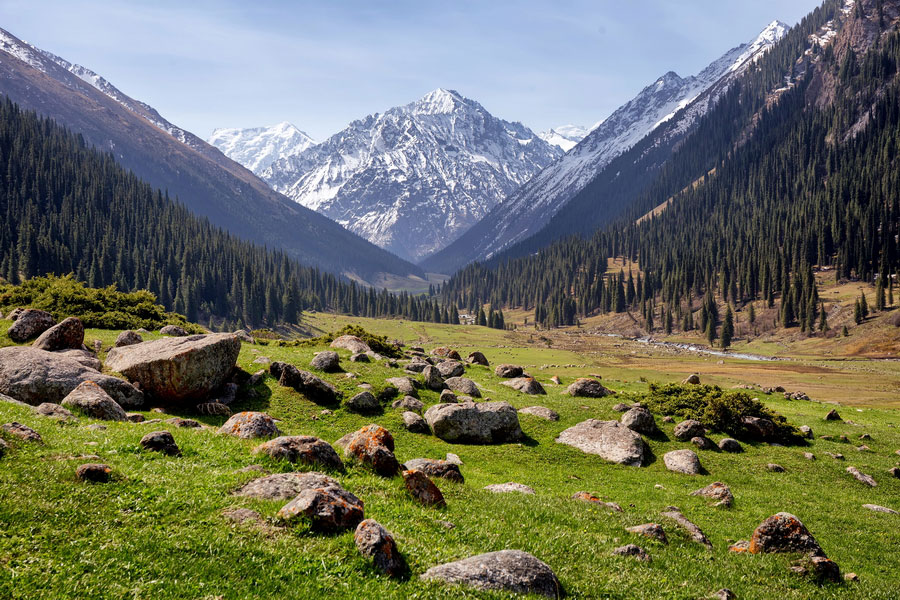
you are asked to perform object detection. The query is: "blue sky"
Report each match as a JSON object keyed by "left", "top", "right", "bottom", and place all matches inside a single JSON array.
[{"left": 2, "top": 0, "right": 823, "bottom": 140}]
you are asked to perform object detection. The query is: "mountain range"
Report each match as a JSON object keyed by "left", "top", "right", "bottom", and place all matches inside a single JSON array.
[
  {"left": 246, "top": 89, "right": 562, "bottom": 262},
  {"left": 0, "top": 27, "right": 421, "bottom": 283},
  {"left": 422, "top": 20, "right": 789, "bottom": 273},
  {"left": 208, "top": 122, "right": 316, "bottom": 175}
]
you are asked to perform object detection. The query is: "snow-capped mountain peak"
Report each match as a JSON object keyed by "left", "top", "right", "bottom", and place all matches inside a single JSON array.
[
  {"left": 208, "top": 122, "right": 316, "bottom": 175},
  {"left": 425, "top": 19, "right": 790, "bottom": 272},
  {"left": 539, "top": 124, "right": 596, "bottom": 151},
  {"left": 253, "top": 89, "right": 563, "bottom": 262}
]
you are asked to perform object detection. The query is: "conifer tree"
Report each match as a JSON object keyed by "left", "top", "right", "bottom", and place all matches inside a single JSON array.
[{"left": 720, "top": 305, "right": 734, "bottom": 349}]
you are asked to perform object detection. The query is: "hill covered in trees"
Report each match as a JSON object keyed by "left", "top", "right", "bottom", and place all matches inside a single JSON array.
[
  {"left": 0, "top": 100, "right": 454, "bottom": 330},
  {"left": 441, "top": 0, "right": 900, "bottom": 336}
]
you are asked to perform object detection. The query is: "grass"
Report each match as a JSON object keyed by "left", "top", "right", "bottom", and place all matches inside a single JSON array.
[{"left": 1, "top": 318, "right": 900, "bottom": 598}]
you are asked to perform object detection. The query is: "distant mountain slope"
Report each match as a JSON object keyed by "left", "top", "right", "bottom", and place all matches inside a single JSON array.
[
  {"left": 208, "top": 122, "right": 316, "bottom": 175},
  {"left": 539, "top": 124, "right": 595, "bottom": 151},
  {"left": 0, "top": 26, "right": 421, "bottom": 282},
  {"left": 257, "top": 89, "right": 563, "bottom": 262},
  {"left": 423, "top": 21, "right": 788, "bottom": 274}
]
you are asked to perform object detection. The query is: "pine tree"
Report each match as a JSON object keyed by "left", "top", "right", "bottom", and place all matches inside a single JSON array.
[
  {"left": 875, "top": 276, "right": 885, "bottom": 311},
  {"left": 854, "top": 298, "right": 863, "bottom": 324},
  {"left": 720, "top": 305, "right": 734, "bottom": 349},
  {"left": 748, "top": 302, "right": 756, "bottom": 324},
  {"left": 860, "top": 292, "right": 869, "bottom": 318},
  {"left": 705, "top": 318, "right": 716, "bottom": 347},
  {"left": 818, "top": 302, "right": 827, "bottom": 332}
]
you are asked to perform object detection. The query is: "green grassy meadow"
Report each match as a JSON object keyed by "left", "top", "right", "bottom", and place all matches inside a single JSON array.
[{"left": 1, "top": 318, "right": 899, "bottom": 599}]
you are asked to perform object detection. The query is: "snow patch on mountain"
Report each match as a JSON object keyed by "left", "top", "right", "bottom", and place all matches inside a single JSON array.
[
  {"left": 209, "top": 122, "right": 317, "bottom": 175},
  {"left": 440, "top": 20, "right": 790, "bottom": 265},
  {"left": 539, "top": 124, "right": 598, "bottom": 151},
  {"left": 259, "top": 88, "right": 563, "bottom": 262}
]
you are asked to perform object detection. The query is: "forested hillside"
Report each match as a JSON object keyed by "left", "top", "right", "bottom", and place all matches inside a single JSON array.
[
  {"left": 442, "top": 0, "right": 900, "bottom": 332},
  {"left": 0, "top": 100, "right": 454, "bottom": 329}
]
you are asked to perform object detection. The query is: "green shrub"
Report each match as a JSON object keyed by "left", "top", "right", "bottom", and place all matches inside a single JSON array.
[
  {"left": 0, "top": 275, "right": 202, "bottom": 332},
  {"left": 272, "top": 324, "right": 403, "bottom": 358},
  {"left": 641, "top": 383, "right": 802, "bottom": 443}
]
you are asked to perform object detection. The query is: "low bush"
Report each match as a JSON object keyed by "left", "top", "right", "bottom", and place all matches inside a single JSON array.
[
  {"left": 0, "top": 275, "right": 202, "bottom": 332},
  {"left": 641, "top": 383, "right": 802, "bottom": 443}
]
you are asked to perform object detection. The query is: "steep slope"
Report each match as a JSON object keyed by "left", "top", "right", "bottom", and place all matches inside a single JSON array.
[
  {"left": 424, "top": 21, "right": 789, "bottom": 273},
  {"left": 442, "top": 0, "right": 898, "bottom": 336},
  {"left": 0, "top": 99, "right": 449, "bottom": 328},
  {"left": 0, "top": 27, "right": 421, "bottom": 282},
  {"left": 259, "top": 89, "right": 563, "bottom": 262},
  {"left": 208, "top": 122, "right": 316, "bottom": 175}
]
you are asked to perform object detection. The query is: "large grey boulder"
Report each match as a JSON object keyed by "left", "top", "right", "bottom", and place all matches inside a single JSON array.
[
  {"left": 106, "top": 334, "right": 240, "bottom": 403},
  {"left": 32, "top": 317, "right": 84, "bottom": 351},
  {"left": 467, "top": 351, "right": 489, "bottom": 366},
  {"left": 330, "top": 335, "right": 371, "bottom": 354},
  {"left": 0, "top": 346, "right": 143, "bottom": 407},
  {"left": 7, "top": 309, "right": 55, "bottom": 342},
  {"left": 494, "top": 364, "right": 523, "bottom": 378},
  {"left": 673, "top": 419, "right": 706, "bottom": 441},
  {"left": 424, "top": 402, "right": 522, "bottom": 444},
  {"left": 421, "top": 550, "right": 562, "bottom": 599},
  {"left": 566, "top": 378, "right": 612, "bottom": 397},
  {"left": 61, "top": 381, "right": 127, "bottom": 421},
  {"left": 159, "top": 325, "right": 188, "bottom": 336},
  {"left": 278, "top": 483, "right": 364, "bottom": 532},
  {"left": 444, "top": 376, "right": 481, "bottom": 398},
  {"left": 404, "top": 458, "right": 464, "bottom": 483},
  {"left": 422, "top": 365, "right": 445, "bottom": 391},
  {"left": 385, "top": 377, "right": 418, "bottom": 397},
  {"left": 663, "top": 449, "right": 703, "bottom": 475},
  {"left": 52, "top": 349, "right": 102, "bottom": 371},
  {"left": 344, "top": 391, "right": 380, "bottom": 414},
  {"left": 502, "top": 377, "right": 546, "bottom": 395},
  {"left": 555, "top": 419, "right": 645, "bottom": 466}
]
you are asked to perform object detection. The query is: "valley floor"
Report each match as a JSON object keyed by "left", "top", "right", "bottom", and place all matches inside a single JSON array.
[{"left": 2, "top": 317, "right": 899, "bottom": 599}]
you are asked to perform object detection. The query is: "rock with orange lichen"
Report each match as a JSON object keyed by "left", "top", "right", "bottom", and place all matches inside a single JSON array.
[
  {"left": 403, "top": 469, "right": 446, "bottom": 507},
  {"left": 341, "top": 424, "right": 401, "bottom": 476},
  {"left": 277, "top": 483, "right": 364, "bottom": 532},
  {"left": 355, "top": 519, "right": 406, "bottom": 577}
]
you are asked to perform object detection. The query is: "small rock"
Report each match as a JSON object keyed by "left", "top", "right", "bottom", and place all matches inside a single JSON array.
[
  {"left": 862, "top": 504, "right": 898, "bottom": 514},
  {"left": 84, "top": 423, "right": 106, "bottom": 431},
  {"left": 718, "top": 438, "right": 742, "bottom": 452},
  {"left": 349, "top": 352, "right": 370, "bottom": 363},
  {"left": 889, "top": 467, "right": 900, "bottom": 479},
  {"left": 663, "top": 449, "right": 703, "bottom": 475},
  {"left": 566, "top": 378, "right": 611, "bottom": 397},
  {"left": 139, "top": 431, "right": 180, "bottom": 456},
  {"left": 222, "top": 507, "right": 263, "bottom": 525},
  {"left": 673, "top": 419, "right": 705, "bottom": 441},
  {"left": 690, "top": 481, "right": 733, "bottom": 507},
  {"left": 485, "top": 482, "right": 535, "bottom": 494},
  {"left": 445, "top": 452, "right": 462, "bottom": 465},
  {"left": 803, "top": 452, "right": 816, "bottom": 461},
  {"left": 494, "top": 364, "right": 524, "bottom": 378},
  {"left": 310, "top": 351, "right": 341, "bottom": 372},
  {"left": 114, "top": 330, "right": 144, "bottom": 348},
  {"left": 691, "top": 436, "right": 716, "bottom": 451},
  {"left": 846, "top": 466, "right": 876, "bottom": 487},
  {"left": 444, "top": 376, "right": 481, "bottom": 397},
  {"left": 61, "top": 381, "right": 127, "bottom": 421},
  {"left": 431, "top": 347, "right": 461, "bottom": 360},
  {"left": 384, "top": 377, "right": 418, "bottom": 397},
  {"left": 34, "top": 403, "right": 76, "bottom": 421},
  {"left": 422, "top": 365, "right": 445, "bottom": 391},
  {"left": 799, "top": 425, "right": 813, "bottom": 439},
  {"left": 766, "top": 463, "right": 785, "bottom": 473},
  {"left": 621, "top": 407, "right": 658, "bottom": 435},
  {"left": 748, "top": 512, "right": 825, "bottom": 556},
  {"left": 405, "top": 458, "right": 464, "bottom": 482},
  {"left": 234, "top": 471, "right": 337, "bottom": 500},
  {"left": 845, "top": 572, "right": 859, "bottom": 582},
  {"left": 1, "top": 422, "right": 42, "bottom": 442},
  {"left": 218, "top": 411, "right": 280, "bottom": 439},
  {"left": 612, "top": 403, "right": 630, "bottom": 412},
  {"left": 571, "top": 491, "right": 622, "bottom": 512},
  {"left": 661, "top": 507, "right": 712, "bottom": 549},
  {"left": 7, "top": 309, "right": 55, "bottom": 342},
  {"left": 272, "top": 363, "right": 343, "bottom": 404},
  {"left": 436, "top": 360, "right": 465, "bottom": 379},
  {"left": 550, "top": 375, "right": 561, "bottom": 385},
  {"left": 439, "top": 389, "right": 458, "bottom": 403},
  {"left": 712, "top": 589, "right": 736, "bottom": 600},
  {"left": 344, "top": 424, "right": 401, "bottom": 476},
  {"left": 402, "top": 411, "right": 429, "bottom": 433},
  {"left": 612, "top": 544, "right": 651, "bottom": 562},
  {"left": 393, "top": 395, "right": 424, "bottom": 413},
  {"left": 682, "top": 374, "right": 701, "bottom": 385},
  {"left": 790, "top": 554, "right": 841, "bottom": 583},
  {"left": 277, "top": 484, "right": 364, "bottom": 532},
  {"left": 519, "top": 406, "right": 559, "bottom": 421},
  {"left": 355, "top": 519, "right": 405, "bottom": 577},
  {"left": 742, "top": 416, "right": 777, "bottom": 440},
  {"left": 75, "top": 463, "right": 112, "bottom": 483},
  {"left": 32, "top": 317, "right": 84, "bottom": 351},
  {"left": 824, "top": 409, "right": 841, "bottom": 421},
  {"left": 159, "top": 325, "right": 188, "bottom": 336},
  {"left": 403, "top": 469, "right": 446, "bottom": 507},
  {"left": 661, "top": 415, "right": 675, "bottom": 423},
  {"left": 254, "top": 436, "right": 344, "bottom": 471},
  {"left": 420, "top": 550, "right": 561, "bottom": 598},
  {"left": 625, "top": 523, "right": 667, "bottom": 544},
  {"left": 344, "top": 391, "right": 380, "bottom": 414},
  {"left": 165, "top": 417, "right": 200, "bottom": 428},
  {"left": 466, "top": 351, "right": 489, "bottom": 366}
]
